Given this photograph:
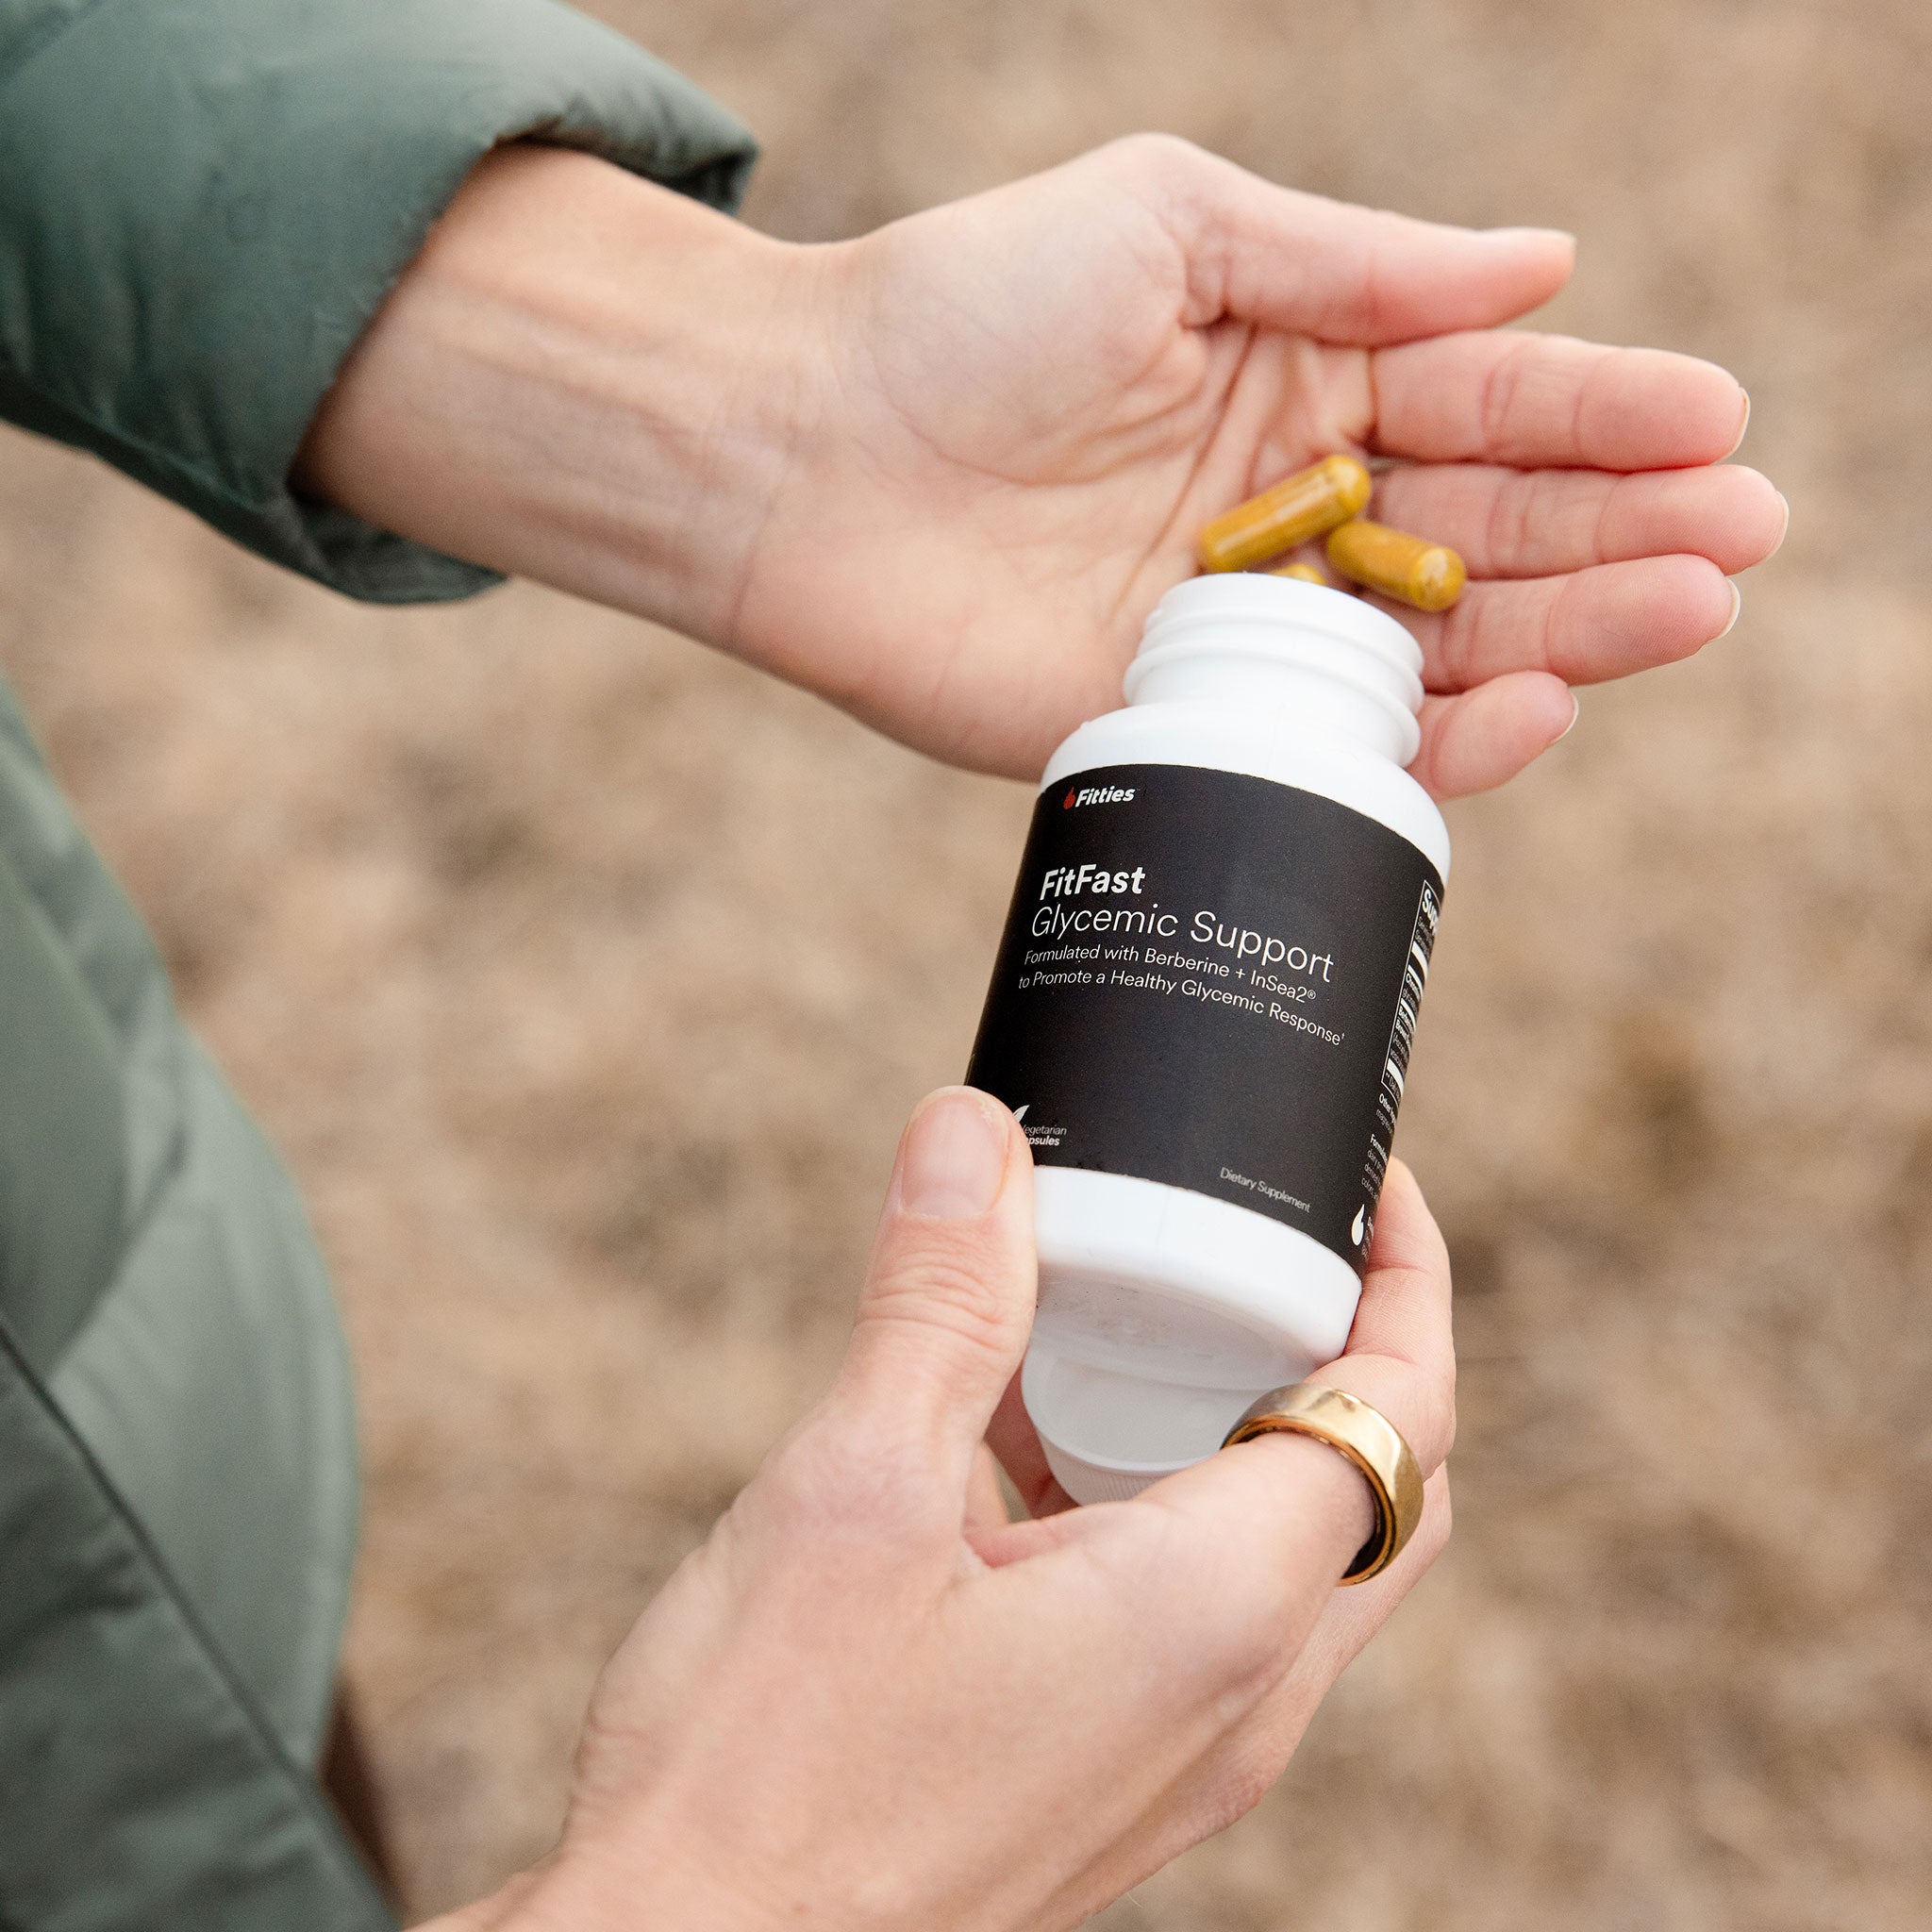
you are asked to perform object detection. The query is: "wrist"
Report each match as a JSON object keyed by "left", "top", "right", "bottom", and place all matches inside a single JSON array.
[{"left": 294, "top": 145, "right": 827, "bottom": 645}]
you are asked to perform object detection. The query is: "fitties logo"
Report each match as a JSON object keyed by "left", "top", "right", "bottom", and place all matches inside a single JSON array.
[{"left": 1062, "top": 784, "right": 1137, "bottom": 809}]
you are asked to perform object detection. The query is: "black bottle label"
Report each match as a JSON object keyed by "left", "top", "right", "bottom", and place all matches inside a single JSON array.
[{"left": 965, "top": 762, "right": 1441, "bottom": 1271}]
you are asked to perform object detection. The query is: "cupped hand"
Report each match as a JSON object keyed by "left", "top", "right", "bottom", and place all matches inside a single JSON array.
[
  {"left": 426, "top": 1090, "right": 1455, "bottom": 1932},
  {"left": 741, "top": 135, "right": 1784, "bottom": 789},
  {"left": 301, "top": 139, "right": 1784, "bottom": 796}
]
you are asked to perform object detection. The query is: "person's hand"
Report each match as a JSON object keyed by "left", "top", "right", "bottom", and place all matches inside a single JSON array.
[
  {"left": 298, "top": 140, "right": 1784, "bottom": 795},
  {"left": 421, "top": 1089, "right": 1455, "bottom": 1932}
]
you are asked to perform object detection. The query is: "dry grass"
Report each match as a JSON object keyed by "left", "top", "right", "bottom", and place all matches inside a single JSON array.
[{"left": 2, "top": 1, "right": 1929, "bottom": 1924}]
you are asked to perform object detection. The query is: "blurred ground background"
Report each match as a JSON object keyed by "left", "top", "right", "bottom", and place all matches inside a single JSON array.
[{"left": 3, "top": 0, "right": 1930, "bottom": 1924}]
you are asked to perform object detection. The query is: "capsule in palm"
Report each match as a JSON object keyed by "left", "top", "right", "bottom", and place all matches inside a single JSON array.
[
  {"left": 1270, "top": 561, "right": 1333, "bottom": 586},
  {"left": 1196, "top": 454, "right": 1372, "bottom": 573},
  {"left": 1324, "top": 519, "right": 1467, "bottom": 612}
]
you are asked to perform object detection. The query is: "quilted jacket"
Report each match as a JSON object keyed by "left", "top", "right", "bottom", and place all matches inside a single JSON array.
[{"left": 0, "top": 4, "right": 754, "bottom": 1922}]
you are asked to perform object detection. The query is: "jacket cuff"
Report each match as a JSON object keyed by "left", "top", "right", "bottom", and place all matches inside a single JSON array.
[{"left": 0, "top": 0, "right": 758, "bottom": 603}]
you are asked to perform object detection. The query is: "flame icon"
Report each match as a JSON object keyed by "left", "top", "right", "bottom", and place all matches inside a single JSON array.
[
  {"left": 1062, "top": 787, "right": 1077, "bottom": 808},
  {"left": 1350, "top": 1205, "right": 1368, "bottom": 1246}
]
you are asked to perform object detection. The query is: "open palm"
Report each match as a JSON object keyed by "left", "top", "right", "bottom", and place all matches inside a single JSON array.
[{"left": 738, "top": 136, "right": 1783, "bottom": 791}]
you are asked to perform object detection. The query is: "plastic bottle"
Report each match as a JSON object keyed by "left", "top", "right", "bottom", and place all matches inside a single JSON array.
[{"left": 966, "top": 574, "right": 1450, "bottom": 1504}]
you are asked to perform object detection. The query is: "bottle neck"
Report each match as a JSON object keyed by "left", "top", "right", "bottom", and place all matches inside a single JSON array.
[{"left": 1124, "top": 576, "right": 1424, "bottom": 767}]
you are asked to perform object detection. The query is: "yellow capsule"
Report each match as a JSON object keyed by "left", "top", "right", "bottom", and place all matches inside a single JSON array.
[
  {"left": 1270, "top": 561, "right": 1334, "bottom": 586},
  {"left": 1197, "top": 454, "right": 1372, "bottom": 574},
  {"left": 1324, "top": 519, "right": 1467, "bottom": 612}
]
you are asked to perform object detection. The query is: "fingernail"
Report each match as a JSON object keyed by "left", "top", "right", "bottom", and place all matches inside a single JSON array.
[
  {"left": 1557, "top": 691, "right": 1581, "bottom": 741},
  {"left": 1774, "top": 491, "right": 1791, "bottom": 551},
  {"left": 1718, "top": 582, "right": 1742, "bottom": 639},
  {"left": 900, "top": 1089, "right": 1009, "bottom": 1219},
  {"left": 1724, "top": 390, "right": 1752, "bottom": 459}
]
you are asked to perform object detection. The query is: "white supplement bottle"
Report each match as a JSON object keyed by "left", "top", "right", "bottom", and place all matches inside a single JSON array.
[{"left": 966, "top": 573, "right": 1449, "bottom": 1504}]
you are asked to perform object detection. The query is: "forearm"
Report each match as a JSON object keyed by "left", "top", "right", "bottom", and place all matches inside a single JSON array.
[{"left": 294, "top": 145, "right": 819, "bottom": 648}]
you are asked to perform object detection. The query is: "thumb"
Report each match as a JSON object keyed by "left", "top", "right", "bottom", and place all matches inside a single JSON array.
[
  {"left": 1119, "top": 137, "right": 1574, "bottom": 343},
  {"left": 828, "top": 1088, "right": 1037, "bottom": 1499}
]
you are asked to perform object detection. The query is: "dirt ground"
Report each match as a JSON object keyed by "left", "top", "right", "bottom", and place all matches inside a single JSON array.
[{"left": 3, "top": 0, "right": 1930, "bottom": 1924}]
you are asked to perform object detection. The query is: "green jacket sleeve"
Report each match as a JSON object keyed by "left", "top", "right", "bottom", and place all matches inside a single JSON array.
[{"left": 0, "top": 0, "right": 757, "bottom": 603}]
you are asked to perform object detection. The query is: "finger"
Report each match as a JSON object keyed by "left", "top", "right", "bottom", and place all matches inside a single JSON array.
[
  {"left": 1409, "top": 673, "right": 1578, "bottom": 800},
  {"left": 1291, "top": 1466, "right": 1454, "bottom": 1688},
  {"left": 1136, "top": 140, "right": 1574, "bottom": 344},
  {"left": 1396, "top": 554, "right": 1740, "bottom": 695},
  {"left": 1187, "top": 1466, "right": 1455, "bottom": 1829},
  {"left": 1101, "top": 1161, "right": 1457, "bottom": 1639},
  {"left": 986, "top": 1369, "right": 1080, "bottom": 1519},
  {"left": 827, "top": 1088, "right": 1036, "bottom": 1492},
  {"left": 1018, "top": 1424, "right": 1376, "bottom": 1715},
  {"left": 1374, "top": 461, "right": 1788, "bottom": 580},
  {"left": 1302, "top": 1159, "right": 1456, "bottom": 1475},
  {"left": 1098, "top": 1468, "right": 1455, "bottom": 1896},
  {"left": 1370, "top": 330, "right": 1750, "bottom": 469}
]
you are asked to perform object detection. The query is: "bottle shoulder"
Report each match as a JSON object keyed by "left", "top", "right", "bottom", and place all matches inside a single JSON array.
[{"left": 1041, "top": 702, "right": 1451, "bottom": 878}]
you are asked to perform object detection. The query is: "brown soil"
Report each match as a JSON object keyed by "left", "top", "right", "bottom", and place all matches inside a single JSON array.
[{"left": 3, "top": 1, "right": 1929, "bottom": 1924}]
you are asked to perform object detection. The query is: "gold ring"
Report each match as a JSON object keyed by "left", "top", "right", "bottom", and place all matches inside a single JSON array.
[{"left": 1220, "top": 1383, "right": 1425, "bottom": 1585}]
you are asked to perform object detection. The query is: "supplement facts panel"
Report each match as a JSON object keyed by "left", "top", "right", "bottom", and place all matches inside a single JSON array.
[{"left": 967, "top": 761, "right": 1442, "bottom": 1270}]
